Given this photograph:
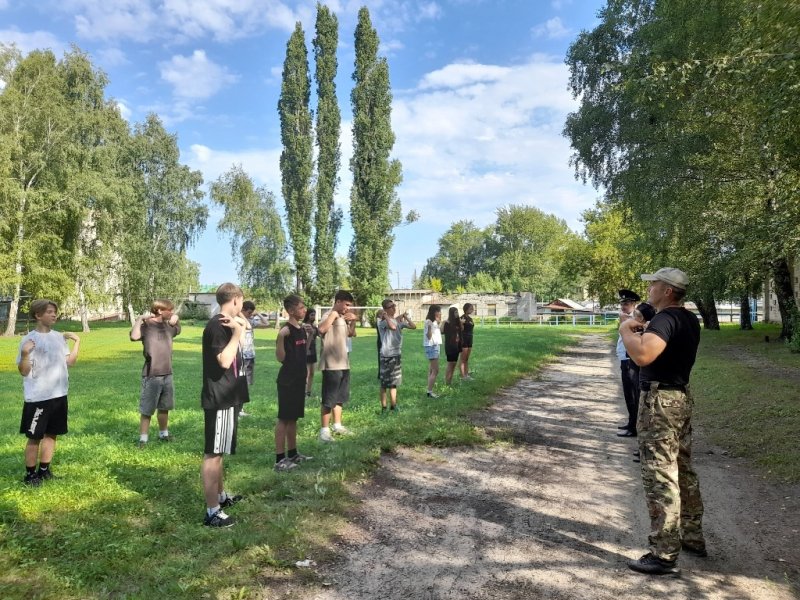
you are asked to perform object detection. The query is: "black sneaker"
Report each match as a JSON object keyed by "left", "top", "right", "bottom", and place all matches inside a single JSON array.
[
  {"left": 681, "top": 542, "right": 708, "bottom": 557},
  {"left": 219, "top": 494, "right": 243, "bottom": 509},
  {"left": 627, "top": 552, "right": 680, "bottom": 576},
  {"left": 158, "top": 435, "right": 173, "bottom": 442},
  {"left": 203, "top": 510, "right": 235, "bottom": 528},
  {"left": 36, "top": 469, "right": 55, "bottom": 481},
  {"left": 23, "top": 472, "right": 41, "bottom": 486}
]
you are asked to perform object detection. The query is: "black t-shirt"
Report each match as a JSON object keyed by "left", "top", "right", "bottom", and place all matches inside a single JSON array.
[
  {"left": 443, "top": 321, "right": 462, "bottom": 352},
  {"left": 278, "top": 323, "right": 308, "bottom": 384},
  {"left": 201, "top": 315, "right": 249, "bottom": 410},
  {"left": 639, "top": 307, "right": 701, "bottom": 387}
]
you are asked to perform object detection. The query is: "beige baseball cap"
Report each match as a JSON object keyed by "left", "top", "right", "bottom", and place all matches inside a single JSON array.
[{"left": 641, "top": 267, "right": 689, "bottom": 290}]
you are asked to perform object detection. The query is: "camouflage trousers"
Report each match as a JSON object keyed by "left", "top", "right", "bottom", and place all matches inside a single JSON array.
[{"left": 637, "top": 384, "right": 705, "bottom": 561}]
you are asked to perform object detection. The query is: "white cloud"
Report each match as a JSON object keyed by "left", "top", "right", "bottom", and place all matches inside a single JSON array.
[
  {"left": 532, "top": 17, "right": 571, "bottom": 40},
  {"left": 0, "top": 0, "right": 10, "bottom": 9},
  {"left": 379, "top": 39, "right": 405, "bottom": 55},
  {"left": 0, "top": 28, "right": 63, "bottom": 55},
  {"left": 96, "top": 47, "right": 128, "bottom": 67},
  {"left": 56, "top": 0, "right": 311, "bottom": 43},
  {"left": 418, "top": 2, "right": 443, "bottom": 20},
  {"left": 391, "top": 54, "right": 595, "bottom": 231},
  {"left": 71, "top": 0, "right": 160, "bottom": 42},
  {"left": 114, "top": 99, "right": 132, "bottom": 121},
  {"left": 160, "top": 50, "right": 238, "bottom": 99},
  {"left": 418, "top": 63, "right": 510, "bottom": 90},
  {"left": 187, "top": 144, "right": 283, "bottom": 193}
]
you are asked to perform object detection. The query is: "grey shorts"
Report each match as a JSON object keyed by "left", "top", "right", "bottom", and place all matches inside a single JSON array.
[
  {"left": 139, "top": 374, "right": 174, "bottom": 416},
  {"left": 379, "top": 355, "right": 402, "bottom": 389},
  {"left": 243, "top": 358, "right": 255, "bottom": 386},
  {"left": 321, "top": 370, "right": 350, "bottom": 409}
]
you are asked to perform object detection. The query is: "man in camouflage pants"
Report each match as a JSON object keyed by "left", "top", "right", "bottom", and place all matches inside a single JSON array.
[{"left": 619, "top": 268, "right": 706, "bottom": 576}]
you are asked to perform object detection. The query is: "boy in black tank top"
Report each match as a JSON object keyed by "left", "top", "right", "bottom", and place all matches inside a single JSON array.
[{"left": 274, "top": 294, "right": 314, "bottom": 472}]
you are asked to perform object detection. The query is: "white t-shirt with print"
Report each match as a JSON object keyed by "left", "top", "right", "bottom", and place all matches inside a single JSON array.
[{"left": 16, "top": 330, "right": 70, "bottom": 402}]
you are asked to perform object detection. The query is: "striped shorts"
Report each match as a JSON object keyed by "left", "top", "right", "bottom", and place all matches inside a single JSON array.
[{"left": 203, "top": 407, "right": 238, "bottom": 455}]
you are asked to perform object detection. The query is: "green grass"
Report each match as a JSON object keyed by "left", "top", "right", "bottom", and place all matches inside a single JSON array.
[
  {"left": 691, "top": 322, "right": 800, "bottom": 483},
  {"left": 0, "top": 321, "right": 577, "bottom": 599}
]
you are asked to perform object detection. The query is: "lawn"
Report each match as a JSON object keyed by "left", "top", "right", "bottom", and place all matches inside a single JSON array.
[
  {"left": 691, "top": 322, "right": 800, "bottom": 483},
  {"left": 0, "top": 321, "right": 577, "bottom": 599}
]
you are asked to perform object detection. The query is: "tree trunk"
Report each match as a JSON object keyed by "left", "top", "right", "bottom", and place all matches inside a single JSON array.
[
  {"left": 695, "top": 296, "right": 720, "bottom": 330},
  {"left": 770, "top": 257, "right": 798, "bottom": 340},
  {"left": 3, "top": 220, "right": 26, "bottom": 336},
  {"left": 78, "top": 281, "right": 91, "bottom": 333},
  {"left": 739, "top": 294, "right": 753, "bottom": 330},
  {"left": 127, "top": 301, "right": 136, "bottom": 325}
]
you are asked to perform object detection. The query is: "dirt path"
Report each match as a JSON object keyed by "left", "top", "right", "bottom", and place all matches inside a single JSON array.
[{"left": 284, "top": 334, "right": 799, "bottom": 600}]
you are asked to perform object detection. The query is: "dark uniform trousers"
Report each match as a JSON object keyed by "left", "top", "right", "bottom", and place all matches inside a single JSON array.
[{"left": 620, "top": 359, "right": 639, "bottom": 432}]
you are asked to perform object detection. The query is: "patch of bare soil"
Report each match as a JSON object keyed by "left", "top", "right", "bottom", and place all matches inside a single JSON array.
[{"left": 275, "top": 334, "right": 799, "bottom": 600}]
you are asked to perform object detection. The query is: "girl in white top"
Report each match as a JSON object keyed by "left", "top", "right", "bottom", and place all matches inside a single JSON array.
[{"left": 423, "top": 305, "right": 442, "bottom": 397}]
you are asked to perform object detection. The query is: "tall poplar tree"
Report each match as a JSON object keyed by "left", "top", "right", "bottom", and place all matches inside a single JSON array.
[
  {"left": 279, "top": 22, "right": 314, "bottom": 292},
  {"left": 311, "top": 3, "right": 342, "bottom": 303},
  {"left": 348, "top": 7, "right": 402, "bottom": 305}
]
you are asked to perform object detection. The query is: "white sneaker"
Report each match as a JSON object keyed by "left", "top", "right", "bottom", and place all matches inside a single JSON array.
[
  {"left": 239, "top": 410, "right": 250, "bottom": 417},
  {"left": 319, "top": 429, "right": 335, "bottom": 443},
  {"left": 332, "top": 425, "right": 353, "bottom": 436}
]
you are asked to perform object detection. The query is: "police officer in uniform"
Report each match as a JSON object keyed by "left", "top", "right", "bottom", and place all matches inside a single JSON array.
[
  {"left": 619, "top": 268, "right": 706, "bottom": 576},
  {"left": 616, "top": 289, "right": 641, "bottom": 437}
]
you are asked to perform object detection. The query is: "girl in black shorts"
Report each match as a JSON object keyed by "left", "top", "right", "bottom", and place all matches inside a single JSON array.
[
  {"left": 459, "top": 303, "right": 475, "bottom": 380},
  {"left": 442, "top": 306, "right": 463, "bottom": 385}
]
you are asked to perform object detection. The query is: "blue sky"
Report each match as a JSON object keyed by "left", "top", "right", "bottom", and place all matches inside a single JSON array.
[{"left": 1, "top": 0, "right": 605, "bottom": 289}]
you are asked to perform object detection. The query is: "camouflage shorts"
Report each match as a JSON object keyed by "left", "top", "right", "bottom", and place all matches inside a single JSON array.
[{"left": 379, "top": 355, "right": 402, "bottom": 388}]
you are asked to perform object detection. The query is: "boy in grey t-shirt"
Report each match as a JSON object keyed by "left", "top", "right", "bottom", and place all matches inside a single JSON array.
[
  {"left": 130, "top": 299, "right": 181, "bottom": 447},
  {"left": 377, "top": 298, "right": 416, "bottom": 414}
]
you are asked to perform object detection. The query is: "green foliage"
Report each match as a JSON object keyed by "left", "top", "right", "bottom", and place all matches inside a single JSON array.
[
  {"left": 178, "top": 300, "right": 209, "bottom": 321},
  {"left": 420, "top": 220, "right": 492, "bottom": 291},
  {"left": 118, "top": 113, "right": 207, "bottom": 316},
  {"left": 279, "top": 23, "right": 314, "bottom": 293},
  {"left": 209, "top": 165, "right": 291, "bottom": 301},
  {"left": 465, "top": 272, "right": 504, "bottom": 293},
  {"left": 0, "top": 321, "right": 576, "bottom": 598},
  {"left": 348, "top": 7, "right": 403, "bottom": 305},
  {"left": 311, "top": 3, "right": 343, "bottom": 304},
  {"left": 564, "top": 0, "right": 800, "bottom": 333},
  {"left": 0, "top": 47, "right": 166, "bottom": 333}
]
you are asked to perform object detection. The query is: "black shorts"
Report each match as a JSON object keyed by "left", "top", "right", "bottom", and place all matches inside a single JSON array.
[
  {"left": 462, "top": 334, "right": 473, "bottom": 349},
  {"left": 445, "top": 347, "right": 461, "bottom": 362},
  {"left": 321, "top": 370, "right": 350, "bottom": 409},
  {"left": 20, "top": 396, "right": 68, "bottom": 439},
  {"left": 306, "top": 354, "right": 317, "bottom": 365},
  {"left": 204, "top": 407, "right": 238, "bottom": 455},
  {"left": 277, "top": 379, "right": 306, "bottom": 420}
]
